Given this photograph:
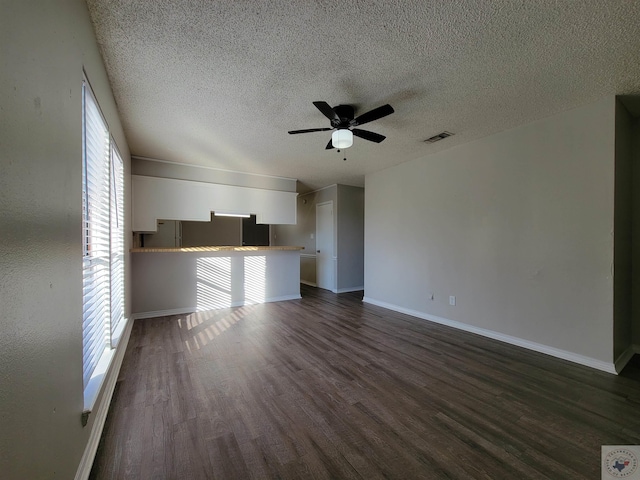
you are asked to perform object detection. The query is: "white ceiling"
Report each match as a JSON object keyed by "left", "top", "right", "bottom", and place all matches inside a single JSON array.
[{"left": 86, "top": 0, "right": 640, "bottom": 193}]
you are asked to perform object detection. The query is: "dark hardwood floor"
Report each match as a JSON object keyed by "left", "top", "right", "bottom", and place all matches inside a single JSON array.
[{"left": 90, "top": 285, "right": 640, "bottom": 479}]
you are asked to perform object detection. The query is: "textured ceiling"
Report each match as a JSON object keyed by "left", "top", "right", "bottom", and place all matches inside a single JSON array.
[{"left": 86, "top": 0, "right": 640, "bottom": 193}]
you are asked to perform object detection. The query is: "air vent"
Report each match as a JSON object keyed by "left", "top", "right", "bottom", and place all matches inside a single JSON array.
[{"left": 424, "top": 131, "right": 454, "bottom": 143}]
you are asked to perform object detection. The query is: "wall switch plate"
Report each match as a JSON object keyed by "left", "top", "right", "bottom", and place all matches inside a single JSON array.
[
  {"left": 449, "top": 296, "right": 456, "bottom": 306},
  {"left": 429, "top": 293, "right": 434, "bottom": 300},
  {"left": 310, "top": 233, "right": 314, "bottom": 239}
]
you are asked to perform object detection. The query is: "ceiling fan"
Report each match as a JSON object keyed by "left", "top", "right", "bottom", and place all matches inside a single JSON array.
[{"left": 288, "top": 101, "right": 394, "bottom": 149}]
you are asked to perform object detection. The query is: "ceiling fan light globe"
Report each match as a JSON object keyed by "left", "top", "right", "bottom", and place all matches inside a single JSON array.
[{"left": 332, "top": 129, "right": 353, "bottom": 149}]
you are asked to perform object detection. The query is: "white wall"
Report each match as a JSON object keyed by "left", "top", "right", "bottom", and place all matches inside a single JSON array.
[
  {"left": 365, "top": 97, "right": 617, "bottom": 370},
  {"left": 0, "top": 0, "right": 131, "bottom": 478}
]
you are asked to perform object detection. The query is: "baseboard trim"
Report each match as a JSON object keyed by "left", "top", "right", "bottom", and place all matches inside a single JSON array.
[
  {"left": 132, "top": 295, "right": 302, "bottom": 320},
  {"left": 362, "top": 297, "right": 617, "bottom": 375},
  {"left": 132, "top": 307, "right": 195, "bottom": 320},
  {"left": 258, "top": 294, "right": 302, "bottom": 303},
  {"left": 335, "top": 286, "right": 364, "bottom": 293},
  {"left": 300, "top": 280, "right": 317, "bottom": 287},
  {"left": 75, "top": 317, "right": 134, "bottom": 480},
  {"left": 615, "top": 344, "right": 640, "bottom": 373}
]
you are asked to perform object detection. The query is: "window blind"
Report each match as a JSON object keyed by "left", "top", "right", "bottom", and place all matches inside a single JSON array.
[
  {"left": 110, "top": 143, "right": 125, "bottom": 346},
  {"left": 82, "top": 81, "right": 111, "bottom": 389}
]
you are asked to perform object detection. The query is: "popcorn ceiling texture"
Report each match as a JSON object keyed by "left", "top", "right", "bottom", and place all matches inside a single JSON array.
[{"left": 86, "top": 0, "right": 640, "bottom": 192}]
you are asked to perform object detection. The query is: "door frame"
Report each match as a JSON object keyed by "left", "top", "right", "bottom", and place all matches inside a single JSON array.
[{"left": 315, "top": 201, "right": 335, "bottom": 292}]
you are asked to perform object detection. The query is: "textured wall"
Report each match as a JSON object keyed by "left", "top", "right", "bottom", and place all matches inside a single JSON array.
[
  {"left": 337, "top": 185, "right": 364, "bottom": 291},
  {"left": 613, "top": 100, "right": 634, "bottom": 360},
  {"left": 633, "top": 119, "right": 640, "bottom": 347},
  {"left": 365, "top": 97, "right": 616, "bottom": 366},
  {"left": 0, "top": 0, "right": 130, "bottom": 477}
]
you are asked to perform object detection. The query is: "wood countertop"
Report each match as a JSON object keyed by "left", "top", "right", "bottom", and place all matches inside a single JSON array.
[{"left": 130, "top": 246, "right": 304, "bottom": 253}]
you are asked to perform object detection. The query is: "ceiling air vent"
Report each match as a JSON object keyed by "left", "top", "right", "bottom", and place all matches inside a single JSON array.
[{"left": 424, "top": 131, "right": 454, "bottom": 144}]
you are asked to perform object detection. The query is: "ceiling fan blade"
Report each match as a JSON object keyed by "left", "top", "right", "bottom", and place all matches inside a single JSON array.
[
  {"left": 313, "top": 101, "right": 340, "bottom": 123},
  {"left": 288, "top": 128, "right": 333, "bottom": 134},
  {"left": 325, "top": 139, "right": 334, "bottom": 149},
  {"left": 353, "top": 104, "right": 394, "bottom": 126},
  {"left": 352, "top": 128, "right": 386, "bottom": 143}
]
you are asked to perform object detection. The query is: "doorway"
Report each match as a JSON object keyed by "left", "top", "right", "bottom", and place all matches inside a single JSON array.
[
  {"left": 316, "top": 201, "right": 335, "bottom": 291},
  {"left": 242, "top": 215, "right": 270, "bottom": 246}
]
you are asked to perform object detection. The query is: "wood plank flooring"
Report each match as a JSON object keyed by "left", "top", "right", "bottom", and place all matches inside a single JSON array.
[{"left": 90, "top": 285, "right": 640, "bottom": 479}]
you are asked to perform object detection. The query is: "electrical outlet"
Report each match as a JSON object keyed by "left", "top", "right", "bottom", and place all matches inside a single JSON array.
[{"left": 449, "top": 296, "right": 456, "bottom": 306}]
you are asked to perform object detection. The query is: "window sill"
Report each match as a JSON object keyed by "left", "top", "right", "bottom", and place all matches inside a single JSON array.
[{"left": 82, "top": 347, "right": 114, "bottom": 426}]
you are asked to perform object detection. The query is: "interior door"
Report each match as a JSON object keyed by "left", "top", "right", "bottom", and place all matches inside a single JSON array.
[{"left": 316, "top": 202, "right": 335, "bottom": 291}]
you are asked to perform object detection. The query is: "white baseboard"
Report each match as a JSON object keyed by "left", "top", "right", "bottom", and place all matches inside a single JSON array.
[
  {"left": 300, "top": 280, "right": 317, "bottom": 287},
  {"left": 132, "top": 295, "right": 302, "bottom": 320},
  {"left": 260, "top": 294, "right": 302, "bottom": 303},
  {"left": 362, "top": 297, "right": 618, "bottom": 375},
  {"left": 335, "top": 286, "right": 364, "bottom": 293},
  {"left": 132, "top": 307, "right": 195, "bottom": 320},
  {"left": 75, "top": 317, "right": 134, "bottom": 480}
]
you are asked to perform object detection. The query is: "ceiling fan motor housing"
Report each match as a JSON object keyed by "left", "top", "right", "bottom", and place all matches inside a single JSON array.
[{"left": 332, "top": 105, "right": 355, "bottom": 128}]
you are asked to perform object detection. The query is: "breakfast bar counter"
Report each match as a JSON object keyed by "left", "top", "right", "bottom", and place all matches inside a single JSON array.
[{"left": 131, "top": 246, "right": 303, "bottom": 318}]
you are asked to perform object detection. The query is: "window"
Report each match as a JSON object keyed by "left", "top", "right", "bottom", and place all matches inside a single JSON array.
[
  {"left": 110, "top": 144, "right": 125, "bottom": 345},
  {"left": 82, "top": 77, "right": 125, "bottom": 409}
]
